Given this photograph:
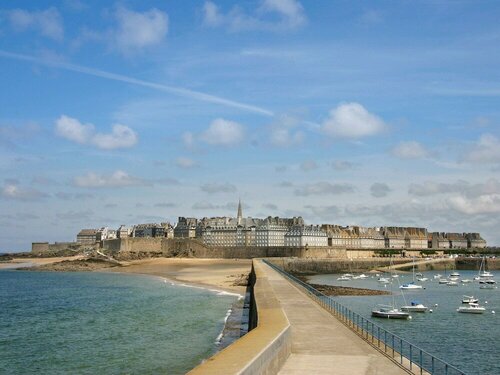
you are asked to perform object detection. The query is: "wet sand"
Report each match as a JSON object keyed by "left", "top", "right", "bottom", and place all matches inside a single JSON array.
[
  {"left": 0, "top": 256, "right": 85, "bottom": 269},
  {"left": 103, "top": 258, "right": 252, "bottom": 294}
]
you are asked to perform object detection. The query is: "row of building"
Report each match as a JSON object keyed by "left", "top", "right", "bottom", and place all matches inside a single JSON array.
[{"left": 76, "top": 201, "right": 487, "bottom": 250}]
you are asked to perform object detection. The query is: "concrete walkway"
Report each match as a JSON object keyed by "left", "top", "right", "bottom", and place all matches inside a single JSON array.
[{"left": 259, "top": 261, "right": 409, "bottom": 375}]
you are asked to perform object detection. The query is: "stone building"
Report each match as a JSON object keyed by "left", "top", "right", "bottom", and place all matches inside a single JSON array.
[
  {"left": 117, "top": 225, "right": 132, "bottom": 239},
  {"left": 195, "top": 201, "right": 304, "bottom": 247},
  {"left": 404, "top": 227, "right": 428, "bottom": 249},
  {"left": 447, "top": 233, "right": 468, "bottom": 249},
  {"left": 174, "top": 217, "right": 198, "bottom": 238},
  {"left": 76, "top": 229, "right": 98, "bottom": 244},
  {"left": 285, "top": 225, "right": 327, "bottom": 247},
  {"left": 96, "top": 227, "right": 117, "bottom": 242},
  {"left": 466, "top": 233, "right": 487, "bottom": 249},
  {"left": 382, "top": 227, "right": 406, "bottom": 249},
  {"left": 430, "top": 232, "right": 448, "bottom": 249},
  {"left": 133, "top": 222, "right": 173, "bottom": 238}
]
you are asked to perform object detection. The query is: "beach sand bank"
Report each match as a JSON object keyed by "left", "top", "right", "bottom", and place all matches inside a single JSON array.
[
  {"left": 105, "top": 258, "right": 252, "bottom": 294},
  {"left": 0, "top": 255, "right": 85, "bottom": 270}
]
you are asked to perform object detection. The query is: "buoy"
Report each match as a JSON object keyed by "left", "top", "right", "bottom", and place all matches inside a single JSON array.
[
  {"left": 429, "top": 309, "right": 433, "bottom": 313},
  {"left": 485, "top": 301, "right": 488, "bottom": 304},
  {"left": 408, "top": 316, "right": 412, "bottom": 320},
  {"left": 435, "top": 303, "right": 438, "bottom": 307},
  {"left": 492, "top": 311, "right": 495, "bottom": 314}
]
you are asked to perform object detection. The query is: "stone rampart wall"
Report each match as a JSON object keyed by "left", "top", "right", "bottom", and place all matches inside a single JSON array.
[{"left": 188, "top": 259, "right": 292, "bottom": 375}]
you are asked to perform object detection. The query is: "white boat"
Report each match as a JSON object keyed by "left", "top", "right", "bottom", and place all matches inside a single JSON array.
[
  {"left": 461, "top": 279, "right": 473, "bottom": 283},
  {"left": 377, "top": 277, "right": 391, "bottom": 284},
  {"left": 337, "top": 276, "right": 351, "bottom": 281},
  {"left": 400, "top": 282, "right": 423, "bottom": 290},
  {"left": 438, "top": 279, "right": 449, "bottom": 284},
  {"left": 372, "top": 257, "right": 411, "bottom": 320},
  {"left": 392, "top": 274, "right": 400, "bottom": 278},
  {"left": 450, "top": 271, "right": 460, "bottom": 277},
  {"left": 447, "top": 281, "right": 459, "bottom": 286},
  {"left": 462, "top": 295, "right": 478, "bottom": 304},
  {"left": 457, "top": 303, "right": 486, "bottom": 314},
  {"left": 400, "top": 257, "right": 423, "bottom": 289},
  {"left": 401, "top": 301, "right": 428, "bottom": 312},
  {"left": 479, "top": 279, "right": 497, "bottom": 289},
  {"left": 477, "top": 257, "right": 494, "bottom": 279},
  {"left": 415, "top": 272, "right": 423, "bottom": 277},
  {"left": 433, "top": 274, "right": 443, "bottom": 279},
  {"left": 416, "top": 277, "right": 429, "bottom": 282},
  {"left": 343, "top": 273, "right": 354, "bottom": 278},
  {"left": 372, "top": 305, "right": 411, "bottom": 319},
  {"left": 352, "top": 273, "right": 369, "bottom": 280}
]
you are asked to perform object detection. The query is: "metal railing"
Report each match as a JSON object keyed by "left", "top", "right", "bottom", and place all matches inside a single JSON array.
[{"left": 262, "top": 259, "right": 466, "bottom": 375}]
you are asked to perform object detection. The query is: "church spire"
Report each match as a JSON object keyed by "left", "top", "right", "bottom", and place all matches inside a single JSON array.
[{"left": 237, "top": 199, "right": 243, "bottom": 224}]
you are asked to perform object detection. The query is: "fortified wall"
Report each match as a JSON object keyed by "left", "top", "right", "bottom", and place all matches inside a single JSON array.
[
  {"left": 100, "top": 238, "right": 350, "bottom": 260},
  {"left": 31, "top": 241, "right": 99, "bottom": 256}
]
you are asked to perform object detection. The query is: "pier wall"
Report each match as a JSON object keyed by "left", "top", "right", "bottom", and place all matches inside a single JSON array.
[{"left": 188, "top": 259, "right": 292, "bottom": 375}]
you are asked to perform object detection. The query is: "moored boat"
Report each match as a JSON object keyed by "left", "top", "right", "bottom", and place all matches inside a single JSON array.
[
  {"left": 372, "top": 305, "right": 411, "bottom": 319},
  {"left": 457, "top": 303, "right": 486, "bottom": 314},
  {"left": 400, "top": 282, "right": 423, "bottom": 290},
  {"left": 401, "top": 301, "right": 428, "bottom": 312},
  {"left": 462, "top": 295, "right": 478, "bottom": 304}
]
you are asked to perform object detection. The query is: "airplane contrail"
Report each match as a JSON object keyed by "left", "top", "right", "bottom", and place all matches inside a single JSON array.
[{"left": 0, "top": 50, "right": 275, "bottom": 117}]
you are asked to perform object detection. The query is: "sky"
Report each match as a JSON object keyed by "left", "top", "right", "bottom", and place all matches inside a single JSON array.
[{"left": 1, "top": 0, "right": 500, "bottom": 251}]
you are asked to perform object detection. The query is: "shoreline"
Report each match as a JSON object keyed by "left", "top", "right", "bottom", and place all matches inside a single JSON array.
[{"left": 1, "top": 256, "right": 252, "bottom": 358}]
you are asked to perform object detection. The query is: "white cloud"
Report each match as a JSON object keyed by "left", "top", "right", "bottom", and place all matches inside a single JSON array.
[
  {"left": 175, "top": 157, "right": 198, "bottom": 169},
  {"left": 200, "top": 118, "right": 245, "bottom": 146},
  {"left": 202, "top": 0, "right": 306, "bottom": 32},
  {"left": 294, "top": 182, "right": 355, "bottom": 196},
  {"left": 73, "top": 170, "right": 148, "bottom": 188},
  {"left": 409, "top": 179, "right": 500, "bottom": 198},
  {"left": 447, "top": 194, "right": 500, "bottom": 215},
  {"left": 8, "top": 7, "right": 64, "bottom": 41},
  {"left": 462, "top": 134, "right": 500, "bottom": 164},
  {"left": 203, "top": 1, "right": 223, "bottom": 26},
  {"left": 370, "top": 183, "right": 391, "bottom": 198},
  {"left": 55, "top": 115, "right": 137, "bottom": 150},
  {"left": 300, "top": 160, "right": 317, "bottom": 172},
  {"left": 1, "top": 184, "right": 48, "bottom": 201},
  {"left": 392, "top": 141, "right": 429, "bottom": 159},
  {"left": 331, "top": 160, "right": 356, "bottom": 171},
  {"left": 322, "top": 102, "right": 386, "bottom": 139},
  {"left": 200, "top": 183, "right": 237, "bottom": 194},
  {"left": 269, "top": 114, "right": 304, "bottom": 147},
  {"left": 113, "top": 6, "right": 168, "bottom": 54},
  {"left": 259, "top": 0, "right": 306, "bottom": 28}
]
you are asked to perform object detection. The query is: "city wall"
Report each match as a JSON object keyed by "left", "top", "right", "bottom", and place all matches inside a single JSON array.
[
  {"left": 189, "top": 259, "right": 291, "bottom": 375},
  {"left": 31, "top": 241, "right": 98, "bottom": 256},
  {"left": 99, "top": 238, "right": 452, "bottom": 260}
]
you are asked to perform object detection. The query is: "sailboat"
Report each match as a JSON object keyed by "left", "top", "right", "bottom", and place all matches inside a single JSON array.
[
  {"left": 372, "top": 257, "right": 411, "bottom": 320},
  {"left": 475, "top": 257, "right": 494, "bottom": 280},
  {"left": 400, "top": 257, "right": 423, "bottom": 290},
  {"left": 401, "top": 301, "right": 428, "bottom": 313}
]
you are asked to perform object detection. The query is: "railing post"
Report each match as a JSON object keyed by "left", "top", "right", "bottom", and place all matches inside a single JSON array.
[
  {"left": 400, "top": 339, "right": 403, "bottom": 364},
  {"left": 420, "top": 349, "right": 423, "bottom": 375},
  {"left": 410, "top": 345, "right": 412, "bottom": 370}
]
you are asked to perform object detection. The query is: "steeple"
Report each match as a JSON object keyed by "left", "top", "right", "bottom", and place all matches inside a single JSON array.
[{"left": 237, "top": 199, "right": 242, "bottom": 224}]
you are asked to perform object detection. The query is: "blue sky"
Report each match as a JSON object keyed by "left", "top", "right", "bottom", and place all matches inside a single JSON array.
[{"left": 1, "top": 0, "right": 500, "bottom": 251}]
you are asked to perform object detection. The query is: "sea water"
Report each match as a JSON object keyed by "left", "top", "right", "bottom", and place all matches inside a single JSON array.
[
  {"left": 0, "top": 270, "right": 238, "bottom": 375},
  {"left": 308, "top": 270, "right": 499, "bottom": 375}
]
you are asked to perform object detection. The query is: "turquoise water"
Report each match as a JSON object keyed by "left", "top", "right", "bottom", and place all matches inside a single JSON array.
[
  {"left": 308, "top": 270, "right": 499, "bottom": 375},
  {"left": 0, "top": 270, "right": 238, "bottom": 375}
]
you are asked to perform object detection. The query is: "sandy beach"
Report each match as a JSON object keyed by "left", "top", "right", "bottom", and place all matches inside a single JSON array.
[
  {"left": 1, "top": 256, "right": 253, "bottom": 294},
  {"left": 105, "top": 258, "right": 252, "bottom": 294},
  {"left": 0, "top": 255, "right": 85, "bottom": 270}
]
